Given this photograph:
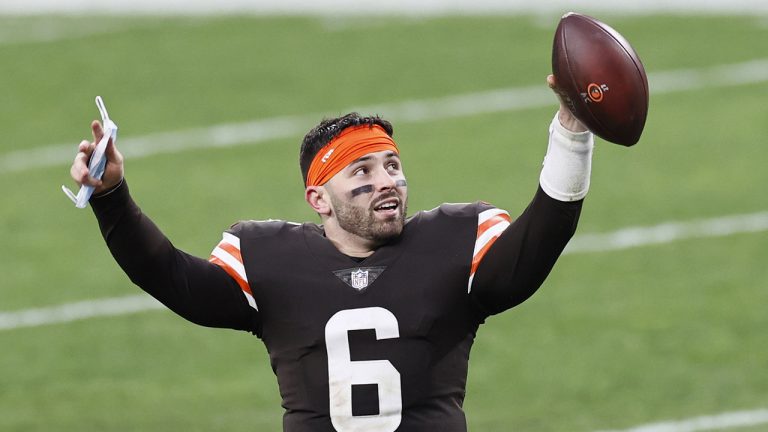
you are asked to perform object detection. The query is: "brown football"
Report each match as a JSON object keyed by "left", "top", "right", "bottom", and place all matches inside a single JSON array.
[{"left": 552, "top": 12, "right": 649, "bottom": 146}]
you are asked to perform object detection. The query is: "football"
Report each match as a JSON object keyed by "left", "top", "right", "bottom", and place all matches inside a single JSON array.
[{"left": 552, "top": 12, "right": 649, "bottom": 146}]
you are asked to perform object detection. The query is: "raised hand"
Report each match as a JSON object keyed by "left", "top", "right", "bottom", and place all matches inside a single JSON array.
[
  {"left": 70, "top": 119, "right": 124, "bottom": 196},
  {"left": 547, "top": 74, "right": 588, "bottom": 133}
]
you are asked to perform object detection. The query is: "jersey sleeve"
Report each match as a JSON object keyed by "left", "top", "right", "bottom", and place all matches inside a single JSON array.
[
  {"left": 209, "top": 229, "right": 258, "bottom": 311},
  {"left": 90, "top": 180, "right": 260, "bottom": 333},
  {"left": 467, "top": 207, "right": 512, "bottom": 292},
  {"left": 468, "top": 186, "right": 583, "bottom": 316}
]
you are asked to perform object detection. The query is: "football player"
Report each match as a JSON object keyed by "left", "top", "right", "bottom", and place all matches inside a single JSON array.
[{"left": 69, "top": 76, "right": 592, "bottom": 432}]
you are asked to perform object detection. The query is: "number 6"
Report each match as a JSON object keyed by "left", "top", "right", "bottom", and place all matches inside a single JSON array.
[{"left": 325, "top": 307, "right": 402, "bottom": 432}]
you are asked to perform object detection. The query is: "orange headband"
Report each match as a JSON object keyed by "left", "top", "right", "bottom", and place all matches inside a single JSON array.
[{"left": 305, "top": 124, "right": 399, "bottom": 187}]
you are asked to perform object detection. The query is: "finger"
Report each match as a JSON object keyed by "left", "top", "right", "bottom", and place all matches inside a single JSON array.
[
  {"left": 546, "top": 76, "right": 571, "bottom": 108},
  {"left": 91, "top": 120, "right": 104, "bottom": 143},
  {"left": 71, "top": 143, "right": 106, "bottom": 187},
  {"left": 70, "top": 152, "right": 90, "bottom": 185},
  {"left": 78, "top": 139, "right": 93, "bottom": 154},
  {"left": 546, "top": 74, "right": 556, "bottom": 89},
  {"left": 72, "top": 164, "right": 103, "bottom": 187}
]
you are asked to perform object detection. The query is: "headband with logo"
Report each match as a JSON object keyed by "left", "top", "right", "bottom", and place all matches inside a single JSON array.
[{"left": 305, "top": 124, "right": 399, "bottom": 187}]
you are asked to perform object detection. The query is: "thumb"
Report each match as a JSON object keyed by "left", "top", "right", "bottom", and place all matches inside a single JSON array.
[{"left": 91, "top": 120, "right": 104, "bottom": 143}]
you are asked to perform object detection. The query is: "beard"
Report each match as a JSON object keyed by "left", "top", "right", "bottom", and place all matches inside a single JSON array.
[{"left": 328, "top": 190, "right": 407, "bottom": 245}]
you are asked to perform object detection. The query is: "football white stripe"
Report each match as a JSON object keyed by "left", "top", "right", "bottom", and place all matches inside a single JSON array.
[
  {"left": 473, "top": 220, "right": 511, "bottom": 256},
  {"left": 211, "top": 246, "right": 248, "bottom": 282}
]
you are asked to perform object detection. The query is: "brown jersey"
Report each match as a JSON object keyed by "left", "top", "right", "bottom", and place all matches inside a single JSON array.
[{"left": 92, "top": 181, "right": 581, "bottom": 432}]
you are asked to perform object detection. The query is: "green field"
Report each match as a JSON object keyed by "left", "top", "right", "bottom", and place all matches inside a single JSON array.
[{"left": 1, "top": 13, "right": 767, "bottom": 431}]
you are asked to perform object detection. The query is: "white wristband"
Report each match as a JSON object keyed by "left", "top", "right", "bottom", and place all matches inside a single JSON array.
[{"left": 539, "top": 113, "right": 594, "bottom": 202}]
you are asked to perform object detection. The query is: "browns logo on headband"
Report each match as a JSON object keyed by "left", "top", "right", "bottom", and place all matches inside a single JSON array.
[{"left": 305, "top": 124, "right": 399, "bottom": 187}]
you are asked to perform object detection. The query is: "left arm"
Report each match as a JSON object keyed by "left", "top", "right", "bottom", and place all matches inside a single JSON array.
[
  {"left": 470, "top": 91, "right": 594, "bottom": 315},
  {"left": 469, "top": 185, "right": 583, "bottom": 315}
]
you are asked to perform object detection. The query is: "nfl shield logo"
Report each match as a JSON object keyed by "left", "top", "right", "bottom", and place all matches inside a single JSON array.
[
  {"left": 350, "top": 269, "right": 369, "bottom": 290},
  {"left": 333, "top": 266, "right": 385, "bottom": 291}
]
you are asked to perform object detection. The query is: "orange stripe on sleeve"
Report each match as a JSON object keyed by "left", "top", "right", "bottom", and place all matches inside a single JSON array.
[
  {"left": 209, "top": 256, "right": 252, "bottom": 296},
  {"left": 468, "top": 207, "right": 512, "bottom": 293},
  {"left": 209, "top": 233, "right": 258, "bottom": 311},
  {"left": 217, "top": 241, "right": 243, "bottom": 264},
  {"left": 470, "top": 238, "right": 497, "bottom": 276},
  {"left": 477, "top": 213, "right": 512, "bottom": 238}
]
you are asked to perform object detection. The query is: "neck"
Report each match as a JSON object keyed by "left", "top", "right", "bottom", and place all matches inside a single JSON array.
[{"left": 322, "top": 218, "right": 379, "bottom": 258}]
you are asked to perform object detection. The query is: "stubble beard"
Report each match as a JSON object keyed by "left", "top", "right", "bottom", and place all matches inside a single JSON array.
[{"left": 330, "top": 191, "right": 407, "bottom": 245}]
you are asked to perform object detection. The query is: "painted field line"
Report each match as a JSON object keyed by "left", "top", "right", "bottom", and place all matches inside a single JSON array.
[
  {"left": 2, "top": 0, "right": 767, "bottom": 15},
  {"left": 2, "top": 58, "right": 768, "bottom": 175},
  {"left": 0, "top": 294, "right": 164, "bottom": 331},
  {"left": 1, "top": 209, "right": 767, "bottom": 332},
  {"left": 595, "top": 408, "right": 768, "bottom": 432},
  {"left": 0, "top": 19, "right": 147, "bottom": 45},
  {"left": 564, "top": 211, "right": 768, "bottom": 254}
]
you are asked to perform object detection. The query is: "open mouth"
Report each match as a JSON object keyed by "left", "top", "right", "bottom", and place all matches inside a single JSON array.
[{"left": 373, "top": 198, "right": 400, "bottom": 215}]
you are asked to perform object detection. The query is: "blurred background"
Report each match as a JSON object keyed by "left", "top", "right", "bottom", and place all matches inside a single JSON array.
[{"left": 1, "top": 1, "right": 767, "bottom": 431}]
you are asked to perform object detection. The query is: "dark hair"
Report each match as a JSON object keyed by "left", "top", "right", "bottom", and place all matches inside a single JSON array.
[{"left": 299, "top": 112, "right": 394, "bottom": 185}]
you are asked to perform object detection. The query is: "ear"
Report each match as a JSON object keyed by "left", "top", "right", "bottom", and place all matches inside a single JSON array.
[{"left": 305, "top": 186, "right": 332, "bottom": 216}]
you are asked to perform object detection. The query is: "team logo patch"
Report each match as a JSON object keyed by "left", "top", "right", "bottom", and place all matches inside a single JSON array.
[{"left": 333, "top": 266, "right": 386, "bottom": 291}]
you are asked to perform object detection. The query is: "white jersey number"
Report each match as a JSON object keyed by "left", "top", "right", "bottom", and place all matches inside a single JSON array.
[{"left": 325, "top": 307, "right": 402, "bottom": 432}]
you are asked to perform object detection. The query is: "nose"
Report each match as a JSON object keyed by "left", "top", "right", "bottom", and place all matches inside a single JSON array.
[{"left": 373, "top": 167, "right": 397, "bottom": 192}]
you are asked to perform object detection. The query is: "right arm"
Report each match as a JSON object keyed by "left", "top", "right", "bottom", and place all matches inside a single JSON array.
[{"left": 71, "top": 121, "right": 259, "bottom": 333}]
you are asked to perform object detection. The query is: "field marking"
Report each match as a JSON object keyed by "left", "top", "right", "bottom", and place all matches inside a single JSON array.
[
  {"left": 564, "top": 211, "right": 768, "bottom": 254},
  {"left": 1, "top": 209, "right": 766, "bottom": 332},
  {"left": 595, "top": 408, "right": 768, "bottom": 432},
  {"left": 1, "top": 0, "right": 767, "bottom": 15},
  {"left": 0, "top": 18, "right": 146, "bottom": 45},
  {"left": 3, "top": 58, "right": 768, "bottom": 175},
  {"left": 0, "top": 295, "right": 164, "bottom": 331}
]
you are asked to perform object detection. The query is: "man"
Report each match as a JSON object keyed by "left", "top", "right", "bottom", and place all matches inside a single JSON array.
[{"left": 69, "top": 76, "right": 593, "bottom": 431}]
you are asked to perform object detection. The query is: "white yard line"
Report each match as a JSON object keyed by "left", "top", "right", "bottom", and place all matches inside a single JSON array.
[
  {"left": 0, "top": 295, "right": 164, "bottom": 331},
  {"left": 1, "top": 0, "right": 767, "bottom": 15},
  {"left": 2, "top": 58, "right": 768, "bottom": 175},
  {"left": 564, "top": 211, "right": 768, "bottom": 254},
  {"left": 0, "top": 18, "right": 145, "bottom": 45},
  {"left": 595, "top": 408, "right": 768, "bottom": 432}
]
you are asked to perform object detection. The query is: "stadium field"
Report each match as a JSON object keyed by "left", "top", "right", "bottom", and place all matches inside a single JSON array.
[{"left": 1, "top": 12, "right": 767, "bottom": 431}]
